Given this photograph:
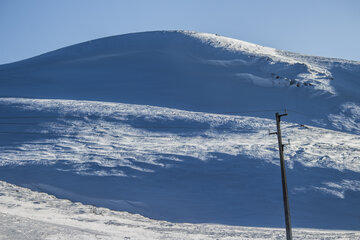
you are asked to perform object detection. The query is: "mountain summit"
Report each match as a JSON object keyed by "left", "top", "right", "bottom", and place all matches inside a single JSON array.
[{"left": 1, "top": 31, "right": 359, "bottom": 131}]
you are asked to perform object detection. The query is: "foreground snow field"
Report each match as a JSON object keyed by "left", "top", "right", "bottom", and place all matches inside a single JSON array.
[
  {"left": 0, "top": 31, "right": 360, "bottom": 236},
  {"left": 0, "top": 181, "right": 359, "bottom": 240}
]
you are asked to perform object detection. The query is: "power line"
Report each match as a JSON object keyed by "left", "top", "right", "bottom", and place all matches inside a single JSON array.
[
  {"left": 0, "top": 120, "right": 257, "bottom": 131},
  {"left": 0, "top": 126, "right": 257, "bottom": 135},
  {"left": 0, "top": 121, "right": 262, "bottom": 131},
  {"left": 0, "top": 122, "right": 40, "bottom": 125},
  {"left": 128, "top": 125, "right": 256, "bottom": 131},
  {"left": 286, "top": 109, "right": 313, "bottom": 118},
  {"left": 0, "top": 108, "right": 288, "bottom": 120},
  {"left": 0, "top": 122, "right": 262, "bottom": 137},
  {"left": 0, "top": 131, "right": 68, "bottom": 136},
  {"left": 0, "top": 116, "right": 61, "bottom": 120},
  {"left": 217, "top": 109, "right": 285, "bottom": 114},
  {"left": 0, "top": 108, "right": 302, "bottom": 135}
]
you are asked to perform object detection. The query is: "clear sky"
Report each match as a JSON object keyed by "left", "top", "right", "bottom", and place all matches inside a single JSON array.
[{"left": 1, "top": 0, "right": 360, "bottom": 64}]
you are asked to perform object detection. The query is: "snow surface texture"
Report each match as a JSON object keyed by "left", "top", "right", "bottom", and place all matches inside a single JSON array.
[
  {"left": 1, "top": 180, "right": 359, "bottom": 240},
  {"left": 0, "top": 98, "right": 360, "bottom": 231},
  {"left": 0, "top": 31, "right": 360, "bottom": 235}
]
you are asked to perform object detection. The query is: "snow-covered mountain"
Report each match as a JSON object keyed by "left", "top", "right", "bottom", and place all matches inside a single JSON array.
[
  {"left": 1, "top": 31, "right": 360, "bottom": 132},
  {"left": 0, "top": 31, "right": 360, "bottom": 234}
]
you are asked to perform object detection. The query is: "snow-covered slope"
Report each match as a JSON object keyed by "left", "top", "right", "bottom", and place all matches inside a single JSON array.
[
  {"left": 1, "top": 180, "right": 359, "bottom": 240},
  {"left": 1, "top": 31, "right": 360, "bottom": 132},
  {"left": 0, "top": 31, "right": 360, "bottom": 234}
]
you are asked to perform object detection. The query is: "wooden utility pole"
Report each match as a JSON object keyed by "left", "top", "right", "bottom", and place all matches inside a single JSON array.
[{"left": 270, "top": 112, "right": 292, "bottom": 240}]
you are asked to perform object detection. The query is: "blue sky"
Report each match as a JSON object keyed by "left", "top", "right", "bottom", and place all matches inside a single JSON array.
[{"left": 1, "top": 0, "right": 359, "bottom": 64}]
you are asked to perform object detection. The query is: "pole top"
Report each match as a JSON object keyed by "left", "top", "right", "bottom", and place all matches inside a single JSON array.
[{"left": 276, "top": 111, "right": 288, "bottom": 118}]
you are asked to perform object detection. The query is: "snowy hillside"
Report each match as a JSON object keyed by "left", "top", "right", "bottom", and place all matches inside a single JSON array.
[
  {"left": 0, "top": 31, "right": 360, "bottom": 236},
  {"left": 1, "top": 31, "right": 360, "bottom": 132},
  {"left": 1, "top": 180, "right": 359, "bottom": 240}
]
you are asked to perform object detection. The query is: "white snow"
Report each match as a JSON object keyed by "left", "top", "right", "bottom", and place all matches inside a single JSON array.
[
  {"left": 0, "top": 30, "right": 360, "bottom": 237},
  {"left": 0, "top": 97, "right": 359, "bottom": 231},
  {"left": 0, "top": 180, "right": 359, "bottom": 240},
  {"left": 0, "top": 98, "right": 359, "bottom": 173}
]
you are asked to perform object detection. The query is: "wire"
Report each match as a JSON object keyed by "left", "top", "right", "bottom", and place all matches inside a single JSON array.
[
  {"left": 0, "top": 120, "right": 257, "bottom": 131},
  {"left": 0, "top": 131, "right": 65, "bottom": 135},
  {"left": 0, "top": 122, "right": 40, "bottom": 125},
  {"left": 0, "top": 108, "right": 290, "bottom": 134},
  {"left": 0, "top": 122, "right": 262, "bottom": 136},
  {"left": 0, "top": 116, "right": 60, "bottom": 120},
  {"left": 0, "top": 131, "right": 253, "bottom": 139},
  {"left": 127, "top": 125, "right": 255, "bottom": 131},
  {"left": 0, "top": 126, "right": 257, "bottom": 135},
  {"left": 286, "top": 109, "right": 313, "bottom": 118},
  {"left": 0, "top": 108, "right": 287, "bottom": 120},
  {"left": 217, "top": 109, "right": 285, "bottom": 114}
]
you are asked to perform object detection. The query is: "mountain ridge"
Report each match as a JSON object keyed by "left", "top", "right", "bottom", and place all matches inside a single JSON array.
[{"left": 2, "top": 30, "right": 360, "bottom": 66}]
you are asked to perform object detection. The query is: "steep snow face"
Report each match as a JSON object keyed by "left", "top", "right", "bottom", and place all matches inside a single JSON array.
[{"left": 0, "top": 31, "right": 359, "bottom": 133}]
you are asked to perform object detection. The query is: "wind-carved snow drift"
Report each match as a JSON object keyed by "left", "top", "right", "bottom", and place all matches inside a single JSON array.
[
  {"left": 0, "top": 98, "right": 359, "bottom": 174},
  {"left": 0, "top": 31, "right": 360, "bottom": 232}
]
